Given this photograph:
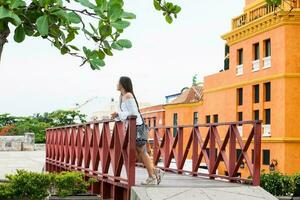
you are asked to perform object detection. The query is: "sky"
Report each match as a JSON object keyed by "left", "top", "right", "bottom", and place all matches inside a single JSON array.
[{"left": 0, "top": 0, "right": 244, "bottom": 117}]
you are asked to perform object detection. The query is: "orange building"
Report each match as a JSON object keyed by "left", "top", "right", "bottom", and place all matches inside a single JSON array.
[
  {"left": 202, "top": 0, "right": 300, "bottom": 175},
  {"left": 142, "top": 0, "right": 300, "bottom": 176}
]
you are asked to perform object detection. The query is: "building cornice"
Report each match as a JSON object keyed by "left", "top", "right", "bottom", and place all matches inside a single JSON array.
[
  {"left": 222, "top": 11, "right": 300, "bottom": 45},
  {"left": 164, "top": 101, "right": 203, "bottom": 109},
  {"left": 204, "top": 73, "right": 300, "bottom": 94}
]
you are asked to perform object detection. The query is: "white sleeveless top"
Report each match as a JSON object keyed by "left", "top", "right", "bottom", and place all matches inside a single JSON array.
[{"left": 116, "top": 98, "right": 143, "bottom": 125}]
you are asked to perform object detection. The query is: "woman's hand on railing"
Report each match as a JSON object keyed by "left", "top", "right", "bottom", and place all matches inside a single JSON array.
[{"left": 111, "top": 112, "right": 118, "bottom": 119}]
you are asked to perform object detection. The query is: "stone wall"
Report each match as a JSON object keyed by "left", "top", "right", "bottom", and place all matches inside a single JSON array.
[{"left": 0, "top": 133, "right": 35, "bottom": 151}]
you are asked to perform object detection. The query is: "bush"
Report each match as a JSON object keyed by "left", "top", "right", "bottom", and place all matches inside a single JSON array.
[
  {"left": 0, "top": 183, "right": 14, "bottom": 200},
  {"left": 0, "top": 170, "right": 95, "bottom": 200},
  {"left": 54, "top": 171, "right": 96, "bottom": 197},
  {"left": 6, "top": 170, "right": 52, "bottom": 200},
  {"left": 261, "top": 172, "right": 295, "bottom": 196},
  {"left": 294, "top": 173, "right": 300, "bottom": 197}
]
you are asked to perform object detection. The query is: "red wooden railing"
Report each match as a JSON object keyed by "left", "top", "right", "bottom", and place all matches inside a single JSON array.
[
  {"left": 45, "top": 116, "right": 137, "bottom": 200},
  {"left": 46, "top": 119, "right": 262, "bottom": 200},
  {"left": 151, "top": 121, "right": 262, "bottom": 186}
]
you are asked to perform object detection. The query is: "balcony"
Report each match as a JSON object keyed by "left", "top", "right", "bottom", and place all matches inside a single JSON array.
[
  {"left": 263, "top": 56, "right": 271, "bottom": 69},
  {"left": 262, "top": 124, "right": 271, "bottom": 137},
  {"left": 252, "top": 60, "right": 260, "bottom": 72},
  {"left": 232, "top": 0, "right": 300, "bottom": 30},
  {"left": 236, "top": 64, "right": 243, "bottom": 76}
]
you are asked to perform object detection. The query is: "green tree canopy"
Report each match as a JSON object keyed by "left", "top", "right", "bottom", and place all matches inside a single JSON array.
[{"left": 0, "top": 0, "right": 181, "bottom": 70}]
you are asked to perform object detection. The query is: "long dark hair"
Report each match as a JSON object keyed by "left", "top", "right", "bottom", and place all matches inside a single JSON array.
[{"left": 119, "top": 76, "right": 140, "bottom": 110}]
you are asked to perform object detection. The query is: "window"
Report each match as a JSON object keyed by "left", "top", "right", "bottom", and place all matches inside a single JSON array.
[
  {"left": 237, "top": 88, "right": 243, "bottom": 106},
  {"left": 265, "top": 82, "right": 271, "bottom": 102},
  {"left": 264, "top": 39, "right": 271, "bottom": 57},
  {"left": 237, "top": 112, "right": 243, "bottom": 121},
  {"left": 254, "top": 110, "right": 259, "bottom": 121},
  {"left": 263, "top": 149, "right": 270, "bottom": 165},
  {"left": 153, "top": 117, "right": 157, "bottom": 127},
  {"left": 213, "top": 114, "right": 219, "bottom": 123},
  {"left": 206, "top": 115, "right": 211, "bottom": 123},
  {"left": 265, "top": 109, "right": 271, "bottom": 125},
  {"left": 236, "top": 149, "right": 242, "bottom": 161},
  {"left": 238, "top": 48, "right": 243, "bottom": 65},
  {"left": 224, "top": 44, "right": 230, "bottom": 70},
  {"left": 173, "top": 113, "right": 178, "bottom": 136},
  {"left": 148, "top": 119, "right": 151, "bottom": 127},
  {"left": 253, "top": 84, "right": 260, "bottom": 103},
  {"left": 253, "top": 43, "right": 260, "bottom": 60},
  {"left": 193, "top": 112, "right": 199, "bottom": 125}
]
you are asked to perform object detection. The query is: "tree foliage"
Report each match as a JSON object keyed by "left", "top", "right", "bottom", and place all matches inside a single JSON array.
[
  {"left": 0, "top": 0, "right": 181, "bottom": 69},
  {"left": 0, "top": 110, "right": 86, "bottom": 143}
]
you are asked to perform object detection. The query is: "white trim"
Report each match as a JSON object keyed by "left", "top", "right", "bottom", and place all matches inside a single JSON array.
[
  {"left": 236, "top": 64, "right": 244, "bottom": 76},
  {"left": 262, "top": 124, "right": 271, "bottom": 137},
  {"left": 252, "top": 60, "right": 260, "bottom": 72},
  {"left": 263, "top": 56, "right": 271, "bottom": 69}
]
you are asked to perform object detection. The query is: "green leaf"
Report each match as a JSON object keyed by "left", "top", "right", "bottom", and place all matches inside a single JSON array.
[
  {"left": 66, "top": 32, "right": 75, "bottom": 43},
  {"left": 165, "top": 15, "right": 172, "bottom": 24},
  {"left": 24, "top": 24, "right": 34, "bottom": 36},
  {"left": 99, "top": 24, "right": 112, "bottom": 37},
  {"left": 108, "top": 4, "right": 123, "bottom": 21},
  {"left": 14, "top": 26, "right": 25, "bottom": 43},
  {"left": 69, "top": 45, "right": 79, "bottom": 51},
  {"left": 89, "top": 23, "right": 98, "bottom": 35},
  {"left": 36, "top": 15, "right": 49, "bottom": 36},
  {"left": 121, "top": 11, "right": 136, "bottom": 19},
  {"left": 67, "top": 12, "right": 81, "bottom": 24},
  {"left": 97, "top": 50, "right": 105, "bottom": 59},
  {"left": 60, "top": 45, "right": 70, "bottom": 55},
  {"left": 153, "top": 0, "right": 161, "bottom": 11},
  {"left": 75, "top": 0, "right": 96, "bottom": 9},
  {"left": 116, "top": 39, "right": 132, "bottom": 48},
  {"left": 103, "top": 48, "right": 113, "bottom": 56},
  {"left": 10, "top": 0, "right": 26, "bottom": 9},
  {"left": 172, "top": 5, "right": 181, "bottom": 14},
  {"left": 111, "top": 42, "right": 123, "bottom": 50},
  {"left": 0, "top": 6, "right": 21, "bottom": 26},
  {"left": 111, "top": 20, "right": 130, "bottom": 30}
]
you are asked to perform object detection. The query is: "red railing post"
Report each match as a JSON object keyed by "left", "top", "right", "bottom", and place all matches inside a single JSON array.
[
  {"left": 127, "top": 116, "right": 136, "bottom": 187},
  {"left": 209, "top": 126, "right": 216, "bottom": 179},
  {"left": 253, "top": 122, "right": 262, "bottom": 186},
  {"left": 229, "top": 125, "right": 236, "bottom": 180}
]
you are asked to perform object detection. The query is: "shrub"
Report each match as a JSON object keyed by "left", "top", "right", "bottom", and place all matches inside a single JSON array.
[
  {"left": 5, "top": 170, "right": 52, "bottom": 200},
  {"left": 53, "top": 171, "right": 95, "bottom": 197},
  {"left": 294, "top": 173, "right": 300, "bottom": 197},
  {"left": 260, "top": 171, "right": 295, "bottom": 196},
  {"left": 0, "top": 183, "right": 14, "bottom": 200},
  {"left": 0, "top": 170, "right": 95, "bottom": 200}
]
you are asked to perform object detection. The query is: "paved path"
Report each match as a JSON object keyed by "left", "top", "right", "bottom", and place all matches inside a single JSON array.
[
  {"left": 0, "top": 151, "right": 276, "bottom": 200},
  {"left": 0, "top": 151, "right": 45, "bottom": 179},
  {"left": 132, "top": 167, "right": 277, "bottom": 200}
]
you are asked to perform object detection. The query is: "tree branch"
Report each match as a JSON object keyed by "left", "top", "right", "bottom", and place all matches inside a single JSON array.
[{"left": 0, "top": 29, "right": 10, "bottom": 63}]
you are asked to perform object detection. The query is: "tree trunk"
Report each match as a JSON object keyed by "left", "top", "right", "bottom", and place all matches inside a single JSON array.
[{"left": 0, "top": 29, "right": 10, "bottom": 63}]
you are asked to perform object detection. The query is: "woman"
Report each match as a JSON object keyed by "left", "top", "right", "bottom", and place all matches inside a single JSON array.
[{"left": 111, "top": 76, "right": 163, "bottom": 185}]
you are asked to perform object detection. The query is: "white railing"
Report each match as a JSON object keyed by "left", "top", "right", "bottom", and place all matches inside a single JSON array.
[
  {"left": 263, "top": 56, "right": 271, "bottom": 69},
  {"left": 252, "top": 60, "right": 260, "bottom": 72},
  {"left": 262, "top": 124, "right": 271, "bottom": 137},
  {"left": 236, "top": 64, "right": 243, "bottom": 76},
  {"left": 237, "top": 125, "right": 243, "bottom": 137}
]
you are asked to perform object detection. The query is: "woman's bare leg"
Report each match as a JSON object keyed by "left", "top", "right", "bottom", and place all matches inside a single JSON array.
[{"left": 136, "top": 146, "right": 155, "bottom": 177}]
